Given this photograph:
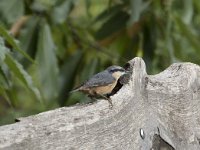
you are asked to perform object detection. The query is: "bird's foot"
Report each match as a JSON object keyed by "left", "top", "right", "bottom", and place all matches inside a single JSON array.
[
  {"left": 88, "top": 94, "right": 113, "bottom": 109},
  {"left": 98, "top": 94, "right": 113, "bottom": 109}
]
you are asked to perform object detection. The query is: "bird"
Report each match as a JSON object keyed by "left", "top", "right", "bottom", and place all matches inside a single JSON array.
[{"left": 71, "top": 65, "right": 130, "bottom": 108}]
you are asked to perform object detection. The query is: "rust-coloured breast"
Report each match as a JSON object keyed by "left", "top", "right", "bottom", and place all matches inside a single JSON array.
[{"left": 93, "top": 80, "right": 117, "bottom": 95}]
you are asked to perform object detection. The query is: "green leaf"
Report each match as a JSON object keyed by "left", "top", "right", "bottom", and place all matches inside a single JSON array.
[
  {"left": 0, "top": 66, "right": 12, "bottom": 106},
  {"left": 0, "top": 66, "right": 10, "bottom": 89},
  {"left": 128, "top": 0, "right": 150, "bottom": 26},
  {"left": 31, "top": 0, "right": 56, "bottom": 13},
  {"left": 0, "top": 37, "right": 8, "bottom": 64},
  {"left": 85, "top": 0, "right": 92, "bottom": 16},
  {"left": 80, "top": 58, "right": 99, "bottom": 82},
  {"left": 95, "top": 11, "right": 129, "bottom": 40},
  {"left": 58, "top": 51, "right": 83, "bottom": 106},
  {"left": 0, "top": 86, "right": 11, "bottom": 106},
  {"left": 36, "top": 22, "right": 59, "bottom": 101},
  {"left": 0, "top": 25, "right": 34, "bottom": 62},
  {"left": 19, "top": 16, "right": 39, "bottom": 58},
  {"left": 0, "top": 0, "right": 24, "bottom": 24},
  {"left": 181, "top": 0, "right": 193, "bottom": 24},
  {"left": 94, "top": 4, "right": 123, "bottom": 23},
  {"left": 0, "top": 37, "right": 13, "bottom": 106},
  {"left": 51, "top": 0, "right": 75, "bottom": 24},
  {"left": 175, "top": 16, "right": 200, "bottom": 54},
  {"left": 0, "top": 37, "right": 10, "bottom": 90},
  {"left": 4, "top": 54, "right": 41, "bottom": 101}
]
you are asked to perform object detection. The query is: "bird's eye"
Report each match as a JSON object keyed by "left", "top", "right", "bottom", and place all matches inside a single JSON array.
[{"left": 111, "top": 69, "right": 116, "bottom": 72}]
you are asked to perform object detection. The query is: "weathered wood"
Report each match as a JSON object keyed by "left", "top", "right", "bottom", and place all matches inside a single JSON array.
[{"left": 0, "top": 57, "right": 200, "bottom": 150}]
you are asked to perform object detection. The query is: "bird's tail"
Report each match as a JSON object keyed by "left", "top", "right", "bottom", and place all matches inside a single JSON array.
[
  {"left": 70, "top": 88, "right": 80, "bottom": 93},
  {"left": 69, "top": 85, "right": 83, "bottom": 93}
]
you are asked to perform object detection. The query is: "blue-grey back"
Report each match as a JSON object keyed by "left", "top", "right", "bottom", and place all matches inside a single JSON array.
[{"left": 83, "top": 70, "right": 115, "bottom": 87}]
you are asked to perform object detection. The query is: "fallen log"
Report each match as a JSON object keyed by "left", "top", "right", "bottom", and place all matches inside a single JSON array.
[{"left": 0, "top": 57, "right": 200, "bottom": 150}]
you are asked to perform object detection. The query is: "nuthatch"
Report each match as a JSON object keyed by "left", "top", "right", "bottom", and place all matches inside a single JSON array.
[{"left": 71, "top": 65, "right": 129, "bottom": 108}]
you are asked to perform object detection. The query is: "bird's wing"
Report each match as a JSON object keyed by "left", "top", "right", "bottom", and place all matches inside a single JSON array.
[{"left": 83, "top": 71, "right": 115, "bottom": 88}]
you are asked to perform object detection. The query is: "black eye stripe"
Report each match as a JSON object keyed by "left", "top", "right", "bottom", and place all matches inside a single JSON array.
[{"left": 110, "top": 69, "right": 125, "bottom": 72}]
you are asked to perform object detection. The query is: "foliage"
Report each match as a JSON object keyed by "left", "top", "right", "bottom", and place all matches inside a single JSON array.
[{"left": 0, "top": 0, "right": 200, "bottom": 125}]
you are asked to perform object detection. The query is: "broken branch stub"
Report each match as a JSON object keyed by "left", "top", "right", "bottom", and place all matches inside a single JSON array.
[{"left": 0, "top": 57, "right": 200, "bottom": 150}]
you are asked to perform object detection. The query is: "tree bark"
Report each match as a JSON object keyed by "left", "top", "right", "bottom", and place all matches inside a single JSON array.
[{"left": 0, "top": 57, "right": 200, "bottom": 150}]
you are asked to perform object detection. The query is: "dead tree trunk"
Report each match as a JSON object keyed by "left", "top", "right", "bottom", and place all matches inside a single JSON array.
[{"left": 0, "top": 57, "right": 200, "bottom": 150}]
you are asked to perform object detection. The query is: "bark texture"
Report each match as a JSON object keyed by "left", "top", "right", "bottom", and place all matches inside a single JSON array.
[{"left": 0, "top": 57, "right": 200, "bottom": 150}]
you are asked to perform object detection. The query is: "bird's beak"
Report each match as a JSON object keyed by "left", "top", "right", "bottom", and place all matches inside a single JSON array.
[
  {"left": 124, "top": 70, "right": 132, "bottom": 75},
  {"left": 123, "top": 70, "right": 132, "bottom": 75}
]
